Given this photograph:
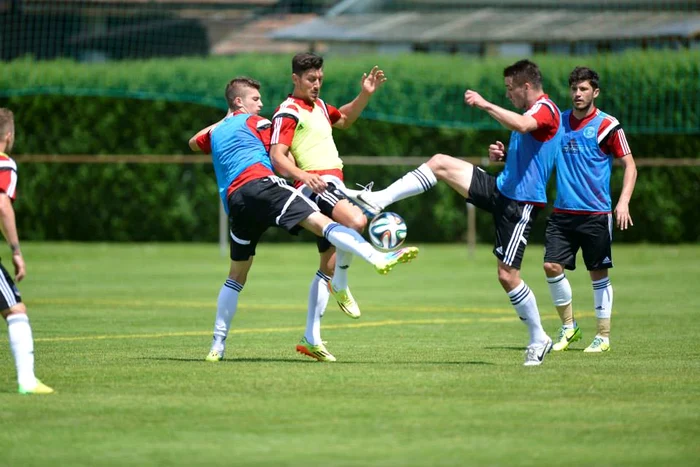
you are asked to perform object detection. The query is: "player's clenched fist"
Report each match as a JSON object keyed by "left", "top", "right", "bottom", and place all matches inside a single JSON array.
[
  {"left": 464, "top": 90, "right": 488, "bottom": 109},
  {"left": 488, "top": 141, "right": 506, "bottom": 162}
]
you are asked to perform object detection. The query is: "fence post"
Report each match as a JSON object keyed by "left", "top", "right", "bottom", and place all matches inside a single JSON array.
[{"left": 467, "top": 203, "right": 476, "bottom": 258}]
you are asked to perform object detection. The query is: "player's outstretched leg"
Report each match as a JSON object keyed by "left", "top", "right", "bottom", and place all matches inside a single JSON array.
[
  {"left": 301, "top": 216, "right": 420, "bottom": 275},
  {"left": 344, "top": 163, "right": 438, "bottom": 217}
]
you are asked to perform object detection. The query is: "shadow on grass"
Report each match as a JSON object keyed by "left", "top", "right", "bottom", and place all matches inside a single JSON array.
[
  {"left": 138, "top": 357, "right": 494, "bottom": 365},
  {"left": 484, "top": 346, "right": 525, "bottom": 352}
]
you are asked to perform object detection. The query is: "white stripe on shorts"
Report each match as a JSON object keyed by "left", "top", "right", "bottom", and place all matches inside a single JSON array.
[
  {"left": 0, "top": 270, "right": 17, "bottom": 308},
  {"left": 271, "top": 177, "right": 318, "bottom": 225},
  {"left": 503, "top": 204, "right": 533, "bottom": 266}
]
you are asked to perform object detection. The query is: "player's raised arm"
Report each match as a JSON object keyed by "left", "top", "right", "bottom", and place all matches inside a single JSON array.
[
  {"left": 334, "top": 66, "right": 386, "bottom": 129},
  {"left": 464, "top": 90, "right": 538, "bottom": 134}
]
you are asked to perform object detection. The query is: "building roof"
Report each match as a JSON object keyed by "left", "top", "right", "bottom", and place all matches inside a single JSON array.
[{"left": 271, "top": 8, "right": 700, "bottom": 44}]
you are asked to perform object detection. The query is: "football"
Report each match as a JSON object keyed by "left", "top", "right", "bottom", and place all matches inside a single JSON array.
[{"left": 368, "top": 212, "right": 407, "bottom": 251}]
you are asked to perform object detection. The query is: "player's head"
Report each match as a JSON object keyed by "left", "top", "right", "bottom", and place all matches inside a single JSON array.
[
  {"left": 568, "top": 66, "right": 600, "bottom": 112},
  {"left": 225, "top": 77, "right": 263, "bottom": 115},
  {"left": 0, "top": 108, "right": 15, "bottom": 154},
  {"left": 503, "top": 60, "right": 543, "bottom": 110},
  {"left": 291, "top": 52, "right": 324, "bottom": 103}
]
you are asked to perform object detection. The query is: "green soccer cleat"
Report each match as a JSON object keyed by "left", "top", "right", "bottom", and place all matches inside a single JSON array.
[
  {"left": 328, "top": 282, "right": 360, "bottom": 319},
  {"left": 584, "top": 336, "right": 610, "bottom": 353},
  {"left": 296, "top": 337, "right": 336, "bottom": 362},
  {"left": 19, "top": 379, "right": 54, "bottom": 395},
  {"left": 374, "top": 246, "right": 419, "bottom": 275},
  {"left": 551, "top": 325, "right": 582, "bottom": 351},
  {"left": 205, "top": 349, "right": 224, "bottom": 362}
]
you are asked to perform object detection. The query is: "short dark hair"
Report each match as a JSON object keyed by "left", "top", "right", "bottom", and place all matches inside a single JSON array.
[
  {"left": 568, "top": 66, "right": 600, "bottom": 89},
  {"left": 503, "top": 59, "right": 542, "bottom": 89},
  {"left": 224, "top": 77, "right": 260, "bottom": 109},
  {"left": 0, "top": 108, "right": 14, "bottom": 136},
  {"left": 292, "top": 53, "right": 324, "bottom": 76}
]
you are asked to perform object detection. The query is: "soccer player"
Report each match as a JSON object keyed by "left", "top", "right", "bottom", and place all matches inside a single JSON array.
[
  {"left": 190, "top": 77, "right": 417, "bottom": 362},
  {"left": 0, "top": 108, "right": 54, "bottom": 394},
  {"left": 269, "top": 53, "right": 398, "bottom": 356},
  {"left": 544, "top": 67, "right": 637, "bottom": 353},
  {"left": 348, "top": 60, "right": 563, "bottom": 366}
]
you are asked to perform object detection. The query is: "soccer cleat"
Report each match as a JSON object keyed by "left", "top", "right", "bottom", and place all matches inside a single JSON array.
[
  {"left": 344, "top": 182, "right": 383, "bottom": 219},
  {"left": 328, "top": 282, "right": 361, "bottom": 319},
  {"left": 374, "top": 246, "right": 419, "bottom": 275},
  {"left": 205, "top": 349, "right": 224, "bottom": 362},
  {"left": 583, "top": 336, "right": 610, "bottom": 353},
  {"left": 296, "top": 337, "right": 336, "bottom": 362},
  {"left": 523, "top": 337, "right": 553, "bottom": 366},
  {"left": 18, "top": 379, "right": 54, "bottom": 395},
  {"left": 551, "top": 325, "right": 582, "bottom": 351}
]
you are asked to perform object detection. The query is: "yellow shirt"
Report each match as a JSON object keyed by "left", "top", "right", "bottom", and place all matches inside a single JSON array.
[{"left": 272, "top": 96, "right": 343, "bottom": 171}]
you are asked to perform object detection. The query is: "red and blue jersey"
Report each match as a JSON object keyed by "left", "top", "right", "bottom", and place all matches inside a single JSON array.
[
  {"left": 210, "top": 113, "right": 274, "bottom": 211},
  {"left": 0, "top": 153, "right": 17, "bottom": 201},
  {"left": 497, "top": 95, "right": 563, "bottom": 205},
  {"left": 555, "top": 108, "right": 631, "bottom": 214}
]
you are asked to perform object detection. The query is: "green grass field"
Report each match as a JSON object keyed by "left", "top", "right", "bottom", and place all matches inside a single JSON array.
[{"left": 1, "top": 242, "right": 699, "bottom": 466}]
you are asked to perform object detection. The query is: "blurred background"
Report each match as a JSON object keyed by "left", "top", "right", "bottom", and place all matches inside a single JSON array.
[{"left": 0, "top": 0, "right": 698, "bottom": 245}]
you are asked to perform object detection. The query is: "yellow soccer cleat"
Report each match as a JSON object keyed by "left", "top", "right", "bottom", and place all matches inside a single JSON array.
[
  {"left": 205, "top": 349, "right": 224, "bottom": 362},
  {"left": 374, "top": 246, "right": 419, "bottom": 275},
  {"left": 296, "top": 337, "right": 336, "bottom": 362},
  {"left": 551, "top": 325, "right": 582, "bottom": 351},
  {"left": 583, "top": 336, "right": 610, "bottom": 353},
  {"left": 328, "top": 282, "right": 360, "bottom": 319},
  {"left": 19, "top": 379, "right": 54, "bottom": 395}
]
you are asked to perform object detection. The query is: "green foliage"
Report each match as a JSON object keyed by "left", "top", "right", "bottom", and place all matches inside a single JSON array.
[
  {"left": 2, "top": 91, "right": 699, "bottom": 244},
  {"left": 1, "top": 50, "right": 699, "bottom": 133}
]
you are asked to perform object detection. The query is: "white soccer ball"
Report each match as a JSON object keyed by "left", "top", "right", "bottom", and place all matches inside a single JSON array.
[{"left": 368, "top": 212, "right": 407, "bottom": 251}]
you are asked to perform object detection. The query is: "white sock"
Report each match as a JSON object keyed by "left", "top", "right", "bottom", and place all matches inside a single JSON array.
[
  {"left": 323, "top": 222, "right": 380, "bottom": 264},
  {"left": 305, "top": 270, "right": 330, "bottom": 345},
  {"left": 6, "top": 314, "right": 36, "bottom": 388},
  {"left": 212, "top": 279, "right": 242, "bottom": 351},
  {"left": 547, "top": 273, "right": 572, "bottom": 308},
  {"left": 592, "top": 277, "right": 613, "bottom": 319},
  {"left": 508, "top": 281, "right": 549, "bottom": 345},
  {"left": 373, "top": 163, "right": 437, "bottom": 209},
  {"left": 331, "top": 250, "right": 353, "bottom": 291}
]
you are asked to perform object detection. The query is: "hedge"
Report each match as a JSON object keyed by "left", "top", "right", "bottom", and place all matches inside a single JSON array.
[
  {"left": 1, "top": 50, "right": 698, "bottom": 134},
  {"left": 0, "top": 50, "right": 698, "bottom": 243}
]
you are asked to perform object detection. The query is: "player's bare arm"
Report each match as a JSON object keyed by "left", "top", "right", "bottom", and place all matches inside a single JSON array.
[
  {"left": 334, "top": 66, "right": 387, "bottom": 130},
  {"left": 269, "top": 143, "right": 327, "bottom": 193},
  {"left": 464, "top": 90, "right": 538, "bottom": 134},
  {"left": 0, "top": 193, "right": 25, "bottom": 282},
  {"left": 615, "top": 153, "right": 637, "bottom": 230}
]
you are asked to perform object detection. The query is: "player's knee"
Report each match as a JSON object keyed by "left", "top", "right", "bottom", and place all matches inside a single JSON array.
[
  {"left": 543, "top": 262, "right": 563, "bottom": 276},
  {"left": 345, "top": 213, "right": 367, "bottom": 233},
  {"left": 2, "top": 303, "right": 27, "bottom": 319},
  {"left": 427, "top": 153, "right": 450, "bottom": 172},
  {"left": 497, "top": 268, "right": 519, "bottom": 290}
]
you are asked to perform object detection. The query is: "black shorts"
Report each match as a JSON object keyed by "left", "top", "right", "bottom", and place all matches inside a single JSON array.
[
  {"left": 227, "top": 176, "right": 319, "bottom": 261},
  {"left": 300, "top": 178, "right": 349, "bottom": 254},
  {"left": 544, "top": 212, "right": 614, "bottom": 271},
  {"left": 0, "top": 262, "right": 22, "bottom": 311},
  {"left": 467, "top": 167, "right": 542, "bottom": 270}
]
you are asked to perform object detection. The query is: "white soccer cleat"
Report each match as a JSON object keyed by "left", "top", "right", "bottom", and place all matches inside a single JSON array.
[
  {"left": 523, "top": 337, "right": 553, "bottom": 366},
  {"left": 344, "top": 182, "right": 383, "bottom": 219}
]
